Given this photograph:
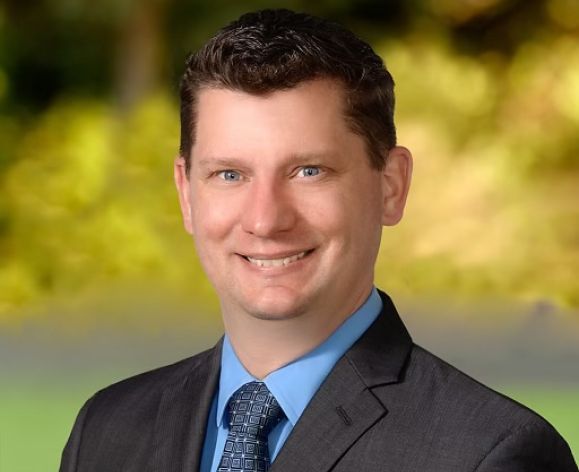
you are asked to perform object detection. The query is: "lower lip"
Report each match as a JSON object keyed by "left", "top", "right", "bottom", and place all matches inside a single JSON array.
[{"left": 237, "top": 250, "right": 315, "bottom": 274}]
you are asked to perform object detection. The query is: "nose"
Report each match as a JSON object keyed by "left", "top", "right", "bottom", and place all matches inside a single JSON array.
[{"left": 241, "top": 178, "right": 297, "bottom": 237}]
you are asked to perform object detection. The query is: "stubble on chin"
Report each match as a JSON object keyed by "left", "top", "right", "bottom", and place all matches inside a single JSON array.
[
  {"left": 243, "top": 298, "right": 311, "bottom": 322},
  {"left": 225, "top": 290, "right": 315, "bottom": 323}
]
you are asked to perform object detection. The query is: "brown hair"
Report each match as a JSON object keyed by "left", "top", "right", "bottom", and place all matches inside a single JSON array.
[{"left": 179, "top": 9, "right": 396, "bottom": 174}]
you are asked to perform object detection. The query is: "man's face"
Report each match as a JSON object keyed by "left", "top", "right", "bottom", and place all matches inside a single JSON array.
[{"left": 175, "top": 79, "right": 411, "bottom": 323}]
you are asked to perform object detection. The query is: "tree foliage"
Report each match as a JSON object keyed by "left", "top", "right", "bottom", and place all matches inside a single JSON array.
[{"left": 0, "top": 0, "right": 578, "bottom": 321}]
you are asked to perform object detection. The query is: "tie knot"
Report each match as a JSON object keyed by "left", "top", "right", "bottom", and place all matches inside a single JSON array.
[{"left": 227, "top": 381, "right": 285, "bottom": 440}]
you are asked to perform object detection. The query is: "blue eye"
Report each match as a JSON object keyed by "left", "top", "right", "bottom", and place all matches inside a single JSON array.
[
  {"left": 218, "top": 170, "right": 241, "bottom": 181},
  {"left": 298, "top": 166, "right": 321, "bottom": 177}
]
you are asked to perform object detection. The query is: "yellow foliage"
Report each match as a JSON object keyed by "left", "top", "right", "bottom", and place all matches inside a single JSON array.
[
  {"left": 0, "top": 36, "right": 578, "bottom": 322},
  {"left": 374, "top": 37, "right": 579, "bottom": 309}
]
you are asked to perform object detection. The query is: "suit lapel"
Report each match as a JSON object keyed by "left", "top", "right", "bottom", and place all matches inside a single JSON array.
[
  {"left": 152, "top": 341, "right": 222, "bottom": 472},
  {"left": 270, "top": 291, "right": 413, "bottom": 472},
  {"left": 269, "top": 354, "right": 386, "bottom": 472}
]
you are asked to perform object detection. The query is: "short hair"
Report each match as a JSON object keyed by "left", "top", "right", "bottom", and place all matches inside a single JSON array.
[{"left": 179, "top": 9, "right": 396, "bottom": 174}]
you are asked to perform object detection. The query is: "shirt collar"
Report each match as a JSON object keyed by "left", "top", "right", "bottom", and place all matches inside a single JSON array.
[{"left": 216, "top": 287, "right": 382, "bottom": 427}]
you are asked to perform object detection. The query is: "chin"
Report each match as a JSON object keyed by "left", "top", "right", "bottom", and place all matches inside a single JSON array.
[{"left": 241, "top": 291, "right": 311, "bottom": 321}]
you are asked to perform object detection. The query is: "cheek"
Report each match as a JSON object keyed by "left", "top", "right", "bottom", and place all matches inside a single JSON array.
[
  {"left": 330, "top": 186, "right": 384, "bottom": 249},
  {"left": 298, "top": 192, "right": 364, "bottom": 248},
  {"left": 316, "top": 182, "right": 380, "bottom": 226},
  {"left": 189, "top": 196, "right": 237, "bottom": 287},
  {"left": 191, "top": 191, "right": 238, "bottom": 242},
  {"left": 295, "top": 190, "right": 344, "bottom": 232}
]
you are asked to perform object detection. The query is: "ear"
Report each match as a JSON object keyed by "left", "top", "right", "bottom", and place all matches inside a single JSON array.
[
  {"left": 174, "top": 156, "right": 194, "bottom": 235},
  {"left": 381, "top": 146, "right": 413, "bottom": 226}
]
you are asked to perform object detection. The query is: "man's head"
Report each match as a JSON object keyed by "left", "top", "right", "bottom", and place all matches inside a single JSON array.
[
  {"left": 175, "top": 9, "right": 412, "bottom": 333},
  {"left": 179, "top": 9, "right": 396, "bottom": 175}
]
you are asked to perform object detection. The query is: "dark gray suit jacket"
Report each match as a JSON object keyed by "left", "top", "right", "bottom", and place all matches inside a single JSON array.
[{"left": 60, "top": 291, "right": 578, "bottom": 471}]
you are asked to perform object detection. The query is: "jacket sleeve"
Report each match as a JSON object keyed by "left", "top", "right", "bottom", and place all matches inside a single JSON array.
[
  {"left": 59, "top": 396, "right": 95, "bottom": 472},
  {"left": 474, "top": 421, "right": 578, "bottom": 472}
]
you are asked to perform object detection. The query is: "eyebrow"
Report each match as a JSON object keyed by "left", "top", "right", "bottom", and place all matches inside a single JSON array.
[
  {"left": 197, "top": 157, "right": 246, "bottom": 169},
  {"left": 196, "top": 152, "right": 336, "bottom": 169},
  {"left": 287, "top": 152, "right": 336, "bottom": 165}
]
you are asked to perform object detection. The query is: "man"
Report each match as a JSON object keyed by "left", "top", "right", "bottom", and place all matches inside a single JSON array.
[{"left": 60, "top": 9, "right": 577, "bottom": 472}]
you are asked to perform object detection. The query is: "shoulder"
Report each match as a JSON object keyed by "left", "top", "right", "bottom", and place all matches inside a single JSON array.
[
  {"left": 82, "top": 345, "right": 218, "bottom": 421},
  {"left": 59, "top": 346, "right": 220, "bottom": 471},
  {"left": 472, "top": 417, "right": 578, "bottom": 471},
  {"left": 98, "top": 346, "right": 216, "bottom": 395},
  {"left": 403, "top": 343, "right": 551, "bottom": 429},
  {"left": 385, "top": 344, "right": 577, "bottom": 469}
]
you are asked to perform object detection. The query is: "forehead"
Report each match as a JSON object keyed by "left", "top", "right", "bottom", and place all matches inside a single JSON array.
[
  {"left": 191, "top": 79, "right": 357, "bottom": 161},
  {"left": 196, "top": 77, "right": 347, "bottom": 111}
]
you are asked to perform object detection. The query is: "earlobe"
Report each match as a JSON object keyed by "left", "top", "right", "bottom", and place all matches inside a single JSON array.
[
  {"left": 381, "top": 146, "right": 413, "bottom": 226},
  {"left": 174, "top": 156, "right": 194, "bottom": 235}
]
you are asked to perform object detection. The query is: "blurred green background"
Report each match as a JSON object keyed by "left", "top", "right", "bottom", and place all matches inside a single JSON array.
[{"left": 0, "top": 0, "right": 578, "bottom": 470}]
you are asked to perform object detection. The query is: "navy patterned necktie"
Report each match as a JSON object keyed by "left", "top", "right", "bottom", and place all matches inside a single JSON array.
[{"left": 217, "top": 381, "right": 285, "bottom": 472}]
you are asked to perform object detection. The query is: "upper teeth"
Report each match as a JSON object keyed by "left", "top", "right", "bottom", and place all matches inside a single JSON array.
[{"left": 246, "top": 251, "right": 308, "bottom": 268}]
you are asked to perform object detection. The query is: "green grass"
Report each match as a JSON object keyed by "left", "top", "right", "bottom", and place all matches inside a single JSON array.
[
  {"left": 1, "top": 382, "right": 577, "bottom": 471},
  {"left": 0, "top": 385, "right": 95, "bottom": 472}
]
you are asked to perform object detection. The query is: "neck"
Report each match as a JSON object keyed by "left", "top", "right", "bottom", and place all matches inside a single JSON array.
[{"left": 222, "top": 287, "right": 372, "bottom": 379}]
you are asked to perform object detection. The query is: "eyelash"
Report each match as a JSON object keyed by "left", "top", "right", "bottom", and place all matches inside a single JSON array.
[
  {"left": 216, "top": 170, "right": 241, "bottom": 181},
  {"left": 297, "top": 166, "right": 322, "bottom": 178},
  {"left": 213, "top": 166, "right": 324, "bottom": 182}
]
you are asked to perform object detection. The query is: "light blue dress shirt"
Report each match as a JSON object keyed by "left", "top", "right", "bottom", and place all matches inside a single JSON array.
[{"left": 200, "top": 287, "right": 383, "bottom": 472}]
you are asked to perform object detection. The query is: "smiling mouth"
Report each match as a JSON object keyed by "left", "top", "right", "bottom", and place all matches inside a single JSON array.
[{"left": 241, "top": 249, "right": 314, "bottom": 268}]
